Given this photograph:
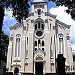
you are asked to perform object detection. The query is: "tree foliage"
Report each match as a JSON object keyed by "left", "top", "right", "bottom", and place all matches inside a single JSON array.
[
  {"left": 0, "top": 0, "right": 30, "bottom": 22},
  {"left": 0, "top": 31, "right": 9, "bottom": 62},
  {"left": 0, "top": 0, "right": 30, "bottom": 65},
  {"left": 49, "top": 0, "right": 75, "bottom": 20}
]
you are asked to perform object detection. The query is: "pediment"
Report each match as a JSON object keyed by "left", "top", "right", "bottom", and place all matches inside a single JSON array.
[
  {"left": 34, "top": 48, "right": 46, "bottom": 60},
  {"left": 34, "top": 48, "right": 45, "bottom": 55}
]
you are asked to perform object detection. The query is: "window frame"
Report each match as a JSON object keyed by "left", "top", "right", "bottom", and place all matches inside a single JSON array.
[
  {"left": 15, "top": 34, "right": 21, "bottom": 57},
  {"left": 37, "top": 9, "right": 41, "bottom": 15}
]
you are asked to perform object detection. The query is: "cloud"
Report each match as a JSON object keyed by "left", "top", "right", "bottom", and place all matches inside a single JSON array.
[
  {"left": 49, "top": 6, "right": 75, "bottom": 50},
  {"left": 2, "top": 8, "right": 17, "bottom": 36}
]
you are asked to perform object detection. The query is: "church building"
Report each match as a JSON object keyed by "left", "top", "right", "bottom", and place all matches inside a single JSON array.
[{"left": 7, "top": 0, "right": 73, "bottom": 75}]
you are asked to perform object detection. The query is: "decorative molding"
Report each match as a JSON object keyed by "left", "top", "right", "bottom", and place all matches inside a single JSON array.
[
  {"left": 45, "top": 12, "right": 56, "bottom": 19},
  {"left": 49, "top": 18, "right": 52, "bottom": 21},
  {"left": 58, "top": 33, "right": 63, "bottom": 38},
  {"left": 10, "top": 37, "right": 13, "bottom": 41},
  {"left": 34, "top": 29, "right": 44, "bottom": 39},
  {"left": 26, "top": 19, "right": 30, "bottom": 22},
  {"left": 45, "top": 19, "right": 48, "bottom": 23},
  {"left": 28, "top": 12, "right": 34, "bottom": 17},
  {"left": 12, "top": 62, "right": 21, "bottom": 67},
  {"left": 31, "top": 2, "right": 47, "bottom": 5},
  {"left": 25, "top": 62, "right": 28, "bottom": 65},
  {"left": 14, "top": 58, "right": 21, "bottom": 62},
  {"left": 53, "top": 26, "right": 55, "bottom": 30},
  {"left": 57, "top": 20, "right": 71, "bottom": 29},
  {"left": 23, "top": 26, "right": 26, "bottom": 30},
  {"left": 31, "top": 19, "right": 34, "bottom": 23},
  {"left": 34, "top": 48, "right": 46, "bottom": 56},
  {"left": 34, "top": 18, "right": 44, "bottom": 23},
  {"left": 9, "top": 23, "right": 22, "bottom": 30},
  {"left": 25, "top": 57, "right": 28, "bottom": 59},
  {"left": 58, "top": 24, "right": 66, "bottom": 30}
]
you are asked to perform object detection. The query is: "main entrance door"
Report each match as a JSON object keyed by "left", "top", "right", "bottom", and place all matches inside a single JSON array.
[{"left": 35, "top": 62, "right": 43, "bottom": 75}]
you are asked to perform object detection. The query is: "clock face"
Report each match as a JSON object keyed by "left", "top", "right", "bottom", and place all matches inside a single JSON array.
[{"left": 36, "top": 31, "right": 43, "bottom": 37}]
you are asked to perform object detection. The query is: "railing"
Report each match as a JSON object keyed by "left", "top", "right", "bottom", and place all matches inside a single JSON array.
[{"left": 66, "top": 72, "right": 75, "bottom": 75}]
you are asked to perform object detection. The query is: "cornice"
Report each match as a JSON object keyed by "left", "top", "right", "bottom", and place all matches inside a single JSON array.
[
  {"left": 28, "top": 12, "right": 34, "bottom": 17},
  {"left": 31, "top": 2, "right": 47, "bottom": 5},
  {"left": 56, "top": 20, "right": 71, "bottom": 29},
  {"left": 45, "top": 12, "right": 57, "bottom": 19},
  {"left": 9, "top": 22, "right": 22, "bottom": 30}
]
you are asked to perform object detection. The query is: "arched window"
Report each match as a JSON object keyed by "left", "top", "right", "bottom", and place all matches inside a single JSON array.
[
  {"left": 37, "top": 9, "right": 41, "bottom": 15},
  {"left": 35, "top": 48, "right": 37, "bottom": 51},
  {"left": 35, "top": 19, "right": 44, "bottom": 30},
  {"left": 34, "top": 21, "right": 44, "bottom": 30},
  {"left": 38, "top": 22, "right": 40, "bottom": 28},
  {"left": 35, "top": 41, "right": 37, "bottom": 46},
  {"left": 38, "top": 40, "right": 40, "bottom": 44},
  {"left": 15, "top": 34, "right": 21, "bottom": 57},
  {"left": 27, "top": 37, "right": 28, "bottom": 45},
  {"left": 42, "top": 48, "right": 44, "bottom": 51},
  {"left": 42, "top": 24, "right": 44, "bottom": 30},
  {"left": 35, "top": 24, "right": 37, "bottom": 30},
  {"left": 42, "top": 41, "right": 44, "bottom": 46},
  {"left": 58, "top": 33, "right": 64, "bottom": 54}
]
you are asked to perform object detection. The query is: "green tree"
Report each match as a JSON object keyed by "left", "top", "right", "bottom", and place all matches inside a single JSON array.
[
  {"left": 0, "top": 0, "right": 30, "bottom": 64},
  {"left": 49, "top": 0, "right": 75, "bottom": 20},
  {"left": 0, "top": 31, "right": 9, "bottom": 75},
  {"left": 0, "top": 31, "right": 9, "bottom": 62}
]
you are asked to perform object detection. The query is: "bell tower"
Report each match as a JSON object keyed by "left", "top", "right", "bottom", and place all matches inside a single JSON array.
[{"left": 31, "top": 0, "right": 47, "bottom": 12}]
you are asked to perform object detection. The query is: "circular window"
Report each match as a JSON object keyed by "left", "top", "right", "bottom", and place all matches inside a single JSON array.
[
  {"left": 36, "top": 31, "right": 43, "bottom": 37},
  {"left": 35, "top": 29, "right": 44, "bottom": 38}
]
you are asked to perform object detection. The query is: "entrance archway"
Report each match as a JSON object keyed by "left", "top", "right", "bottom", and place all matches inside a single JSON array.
[
  {"left": 14, "top": 67, "right": 19, "bottom": 74},
  {"left": 35, "top": 62, "right": 43, "bottom": 75}
]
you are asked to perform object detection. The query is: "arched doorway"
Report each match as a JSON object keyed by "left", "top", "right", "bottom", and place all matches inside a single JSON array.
[
  {"left": 14, "top": 67, "right": 19, "bottom": 74},
  {"left": 35, "top": 57, "right": 43, "bottom": 75},
  {"left": 35, "top": 62, "right": 43, "bottom": 75}
]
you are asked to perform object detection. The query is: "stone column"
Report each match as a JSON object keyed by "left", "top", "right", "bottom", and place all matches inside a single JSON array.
[{"left": 34, "top": 62, "right": 35, "bottom": 75}]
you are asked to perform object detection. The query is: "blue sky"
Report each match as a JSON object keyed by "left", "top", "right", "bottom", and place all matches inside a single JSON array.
[{"left": 2, "top": 0, "right": 75, "bottom": 50}]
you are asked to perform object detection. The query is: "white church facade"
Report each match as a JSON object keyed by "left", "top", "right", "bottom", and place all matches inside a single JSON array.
[{"left": 7, "top": 0, "right": 73, "bottom": 75}]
